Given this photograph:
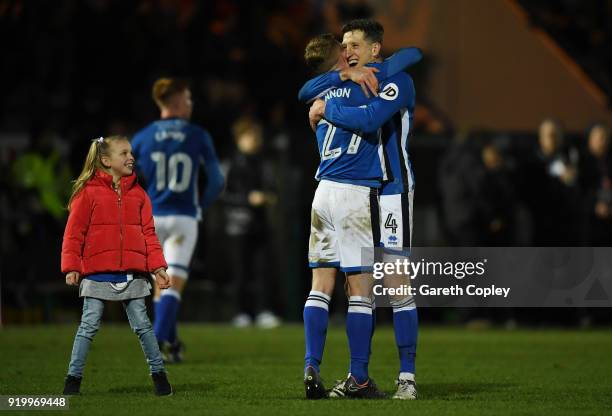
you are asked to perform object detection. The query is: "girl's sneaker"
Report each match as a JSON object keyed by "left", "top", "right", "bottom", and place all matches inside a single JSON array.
[
  {"left": 63, "top": 375, "right": 82, "bottom": 395},
  {"left": 151, "top": 372, "right": 173, "bottom": 396}
]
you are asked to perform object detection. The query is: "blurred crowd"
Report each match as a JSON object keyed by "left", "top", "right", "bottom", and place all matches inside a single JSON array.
[
  {"left": 0, "top": 0, "right": 318, "bottom": 153},
  {"left": 438, "top": 120, "right": 612, "bottom": 247}
]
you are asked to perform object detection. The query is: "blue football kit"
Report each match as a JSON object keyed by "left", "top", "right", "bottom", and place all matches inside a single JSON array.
[
  {"left": 300, "top": 50, "right": 419, "bottom": 389},
  {"left": 132, "top": 117, "right": 224, "bottom": 218},
  {"left": 298, "top": 49, "right": 418, "bottom": 196},
  {"left": 132, "top": 117, "right": 224, "bottom": 354}
]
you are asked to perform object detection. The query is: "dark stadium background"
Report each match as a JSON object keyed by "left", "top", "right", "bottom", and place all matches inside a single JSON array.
[{"left": 1, "top": 0, "right": 612, "bottom": 326}]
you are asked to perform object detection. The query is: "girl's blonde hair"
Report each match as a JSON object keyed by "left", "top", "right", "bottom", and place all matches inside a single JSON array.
[{"left": 67, "top": 135, "right": 128, "bottom": 210}]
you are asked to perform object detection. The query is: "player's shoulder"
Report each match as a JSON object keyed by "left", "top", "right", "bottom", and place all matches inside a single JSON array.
[
  {"left": 187, "top": 122, "right": 211, "bottom": 137},
  {"left": 367, "top": 61, "right": 384, "bottom": 70},
  {"left": 379, "top": 72, "right": 414, "bottom": 101},
  {"left": 187, "top": 123, "right": 214, "bottom": 146},
  {"left": 383, "top": 71, "right": 413, "bottom": 88},
  {"left": 132, "top": 122, "right": 157, "bottom": 143}
]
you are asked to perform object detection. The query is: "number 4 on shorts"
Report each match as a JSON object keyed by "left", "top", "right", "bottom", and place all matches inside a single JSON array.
[{"left": 384, "top": 213, "right": 398, "bottom": 234}]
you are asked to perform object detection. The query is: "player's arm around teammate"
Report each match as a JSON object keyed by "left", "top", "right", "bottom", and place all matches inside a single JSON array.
[
  {"left": 298, "top": 45, "right": 422, "bottom": 103},
  {"left": 309, "top": 70, "right": 414, "bottom": 135}
]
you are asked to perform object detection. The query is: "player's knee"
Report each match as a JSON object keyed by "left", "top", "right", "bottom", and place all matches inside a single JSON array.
[
  {"left": 164, "top": 265, "right": 188, "bottom": 293},
  {"left": 167, "top": 266, "right": 189, "bottom": 281},
  {"left": 170, "top": 275, "right": 187, "bottom": 293},
  {"left": 346, "top": 272, "right": 374, "bottom": 297},
  {"left": 311, "top": 281, "right": 334, "bottom": 296},
  {"left": 347, "top": 285, "right": 371, "bottom": 298},
  {"left": 311, "top": 269, "right": 335, "bottom": 296}
]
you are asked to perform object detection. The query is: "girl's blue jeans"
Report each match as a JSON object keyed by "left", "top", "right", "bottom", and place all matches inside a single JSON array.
[{"left": 67, "top": 297, "right": 165, "bottom": 377}]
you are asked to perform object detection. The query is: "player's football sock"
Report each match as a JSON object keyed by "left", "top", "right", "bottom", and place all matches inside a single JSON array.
[
  {"left": 154, "top": 289, "right": 181, "bottom": 343},
  {"left": 346, "top": 296, "right": 373, "bottom": 384},
  {"left": 347, "top": 301, "right": 375, "bottom": 376},
  {"left": 153, "top": 299, "right": 180, "bottom": 344},
  {"left": 369, "top": 301, "right": 377, "bottom": 358},
  {"left": 303, "top": 290, "right": 331, "bottom": 373},
  {"left": 153, "top": 297, "right": 161, "bottom": 324},
  {"left": 168, "top": 303, "right": 180, "bottom": 344},
  {"left": 168, "top": 323, "right": 177, "bottom": 345},
  {"left": 391, "top": 296, "right": 418, "bottom": 375}
]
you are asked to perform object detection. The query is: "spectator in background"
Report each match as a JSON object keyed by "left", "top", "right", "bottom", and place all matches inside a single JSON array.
[
  {"left": 521, "top": 118, "right": 579, "bottom": 244},
  {"left": 538, "top": 119, "right": 579, "bottom": 187},
  {"left": 438, "top": 134, "right": 484, "bottom": 245},
  {"left": 439, "top": 138, "right": 517, "bottom": 246},
  {"left": 479, "top": 143, "right": 517, "bottom": 245},
  {"left": 11, "top": 131, "right": 72, "bottom": 221},
  {"left": 10, "top": 130, "right": 72, "bottom": 286},
  {"left": 222, "top": 117, "right": 280, "bottom": 328},
  {"left": 579, "top": 123, "right": 612, "bottom": 245}
]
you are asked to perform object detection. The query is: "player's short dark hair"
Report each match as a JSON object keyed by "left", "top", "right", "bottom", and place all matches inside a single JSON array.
[
  {"left": 304, "top": 33, "right": 341, "bottom": 74},
  {"left": 342, "top": 19, "right": 384, "bottom": 44},
  {"left": 152, "top": 78, "right": 190, "bottom": 108}
]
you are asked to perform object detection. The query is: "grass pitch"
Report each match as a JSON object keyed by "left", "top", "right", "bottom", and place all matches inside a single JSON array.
[{"left": 0, "top": 324, "right": 611, "bottom": 415}]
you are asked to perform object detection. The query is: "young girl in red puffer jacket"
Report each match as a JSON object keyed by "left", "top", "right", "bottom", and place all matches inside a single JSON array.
[{"left": 61, "top": 136, "right": 173, "bottom": 396}]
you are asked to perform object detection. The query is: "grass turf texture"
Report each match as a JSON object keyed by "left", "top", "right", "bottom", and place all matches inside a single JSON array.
[{"left": 0, "top": 324, "right": 611, "bottom": 415}]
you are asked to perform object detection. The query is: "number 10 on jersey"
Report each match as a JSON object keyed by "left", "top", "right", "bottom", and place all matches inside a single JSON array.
[{"left": 150, "top": 152, "right": 193, "bottom": 192}]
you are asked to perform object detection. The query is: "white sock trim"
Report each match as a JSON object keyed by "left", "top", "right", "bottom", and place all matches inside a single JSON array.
[
  {"left": 305, "top": 291, "right": 331, "bottom": 311},
  {"left": 305, "top": 299, "right": 329, "bottom": 310},
  {"left": 391, "top": 295, "right": 416, "bottom": 312},
  {"left": 349, "top": 295, "right": 371, "bottom": 303},
  {"left": 398, "top": 372, "right": 415, "bottom": 382},
  {"left": 161, "top": 288, "right": 181, "bottom": 301},
  {"left": 309, "top": 291, "right": 331, "bottom": 301},
  {"left": 348, "top": 296, "right": 372, "bottom": 315}
]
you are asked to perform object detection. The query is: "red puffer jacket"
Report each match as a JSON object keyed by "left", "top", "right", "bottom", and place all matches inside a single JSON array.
[{"left": 61, "top": 170, "right": 167, "bottom": 275}]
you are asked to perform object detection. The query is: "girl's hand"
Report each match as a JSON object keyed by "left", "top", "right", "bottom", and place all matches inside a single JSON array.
[
  {"left": 154, "top": 268, "right": 171, "bottom": 290},
  {"left": 66, "top": 272, "right": 81, "bottom": 286}
]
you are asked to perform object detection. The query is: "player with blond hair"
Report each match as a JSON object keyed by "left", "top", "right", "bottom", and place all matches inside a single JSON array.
[{"left": 132, "top": 78, "right": 224, "bottom": 362}]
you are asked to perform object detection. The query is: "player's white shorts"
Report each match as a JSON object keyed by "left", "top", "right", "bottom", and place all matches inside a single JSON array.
[
  {"left": 153, "top": 215, "right": 198, "bottom": 279},
  {"left": 379, "top": 191, "right": 413, "bottom": 256},
  {"left": 308, "top": 180, "right": 380, "bottom": 272}
]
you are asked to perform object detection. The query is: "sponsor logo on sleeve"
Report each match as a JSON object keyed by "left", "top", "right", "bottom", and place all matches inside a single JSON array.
[{"left": 380, "top": 83, "right": 399, "bottom": 101}]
